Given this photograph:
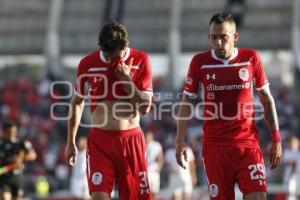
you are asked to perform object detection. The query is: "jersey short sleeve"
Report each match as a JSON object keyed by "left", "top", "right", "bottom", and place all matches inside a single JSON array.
[
  {"left": 253, "top": 51, "right": 269, "bottom": 90},
  {"left": 183, "top": 56, "right": 200, "bottom": 98},
  {"left": 74, "top": 59, "right": 88, "bottom": 98},
  {"left": 135, "top": 54, "right": 153, "bottom": 96}
]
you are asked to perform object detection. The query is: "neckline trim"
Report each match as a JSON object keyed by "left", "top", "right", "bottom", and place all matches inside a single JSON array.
[
  {"left": 99, "top": 47, "right": 131, "bottom": 63},
  {"left": 211, "top": 48, "right": 238, "bottom": 65}
]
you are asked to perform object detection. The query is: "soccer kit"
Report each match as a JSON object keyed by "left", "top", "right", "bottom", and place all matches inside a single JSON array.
[
  {"left": 74, "top": 48, "right": 153, "bottom": 200},
  {"left": 183, "top": 48, "right": 269, "bottom": 199}
]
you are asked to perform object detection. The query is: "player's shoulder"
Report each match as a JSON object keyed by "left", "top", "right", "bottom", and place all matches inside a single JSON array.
[
  {"left": 129, "top": 48, "right": 148, "bottom": 60},
  {"left": 79, "top": 50, "right": 100, "bottom": 64},
  {"left": 192, "top": 50, "right": 211, "bottom": 60},
  {"left": 237, "top": 48, "right": 259, "bottom": 57}
]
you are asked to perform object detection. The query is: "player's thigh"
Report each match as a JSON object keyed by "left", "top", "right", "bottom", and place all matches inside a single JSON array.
[
  {"left": 90, "top": 191, "right": 110, "bottom": 200},
  {"left": 117, "top": 132, "right": 151, "bottom": 200},
  {"left": 236, "top": 147, "right": 267, "bottom": 196},
  {"left": 202, "top": 144, "right": 235, "bottom": 200},
  {"left": 244, "top": 192, "right": 266, "bottom": 200},
  {"left": 9, "top": 175, "right": 24, "bottom": 199},
  {"left": 87, "top": 140, "right": 116, "bottom": 195},
  {"left": 0, "top": 191, "right": 12, "bottom": 200}
]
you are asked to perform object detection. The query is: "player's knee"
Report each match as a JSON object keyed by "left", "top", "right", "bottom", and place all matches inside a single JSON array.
[
  {"left": 90, "top": 191, "right": 110, "bottom": 200},
  {"left": 244, "top": 192, "right": 266, "bottom": 200}
]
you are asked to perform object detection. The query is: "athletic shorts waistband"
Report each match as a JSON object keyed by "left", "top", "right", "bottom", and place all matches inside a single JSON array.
[{"left": 89, "top": 127, "right": 142, "bottom": 136}]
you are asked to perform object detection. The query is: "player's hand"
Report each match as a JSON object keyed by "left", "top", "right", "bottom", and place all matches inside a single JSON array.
[
  {"left": 65, "top": 143, "right": 78, "bottom": 167},
  {"left": 269, "top": 142, "right": 282, "bottom": 169},
  {"left": 115, "top": 58, "right": 133, "bottom": 80},
  {"left": 175, "top": 137, "right": 188, "bottom": 169}
]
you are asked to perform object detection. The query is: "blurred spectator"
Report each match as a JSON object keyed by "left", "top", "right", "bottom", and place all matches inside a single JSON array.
[
  {"left": 145, "top": 129, "right": 164, "bottom": 200},
  {"left": 104, "top": 0, "right": 126, "bottom": 23},
  {"left": 283, "top": 136, "right": 300, "bottom": 200},
  {"left": 0, "top": 121, "right": 37, "bottom": 200},
  {"left": 69, "top": 136, "right": 89, "bottom": 200},
  {"left": 165, "top": 144, "right": 196, "bottom": 200}
]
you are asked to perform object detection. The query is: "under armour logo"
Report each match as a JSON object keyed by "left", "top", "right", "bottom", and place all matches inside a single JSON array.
[
  {"left": 206, "top": 74, "right": 216, "bottom": 80},
  {"left": 140, "top": 188, "right": 150, "bottom": 194},
  {"left": 93, "top": 77, "right": 102, "bottom": 83}
]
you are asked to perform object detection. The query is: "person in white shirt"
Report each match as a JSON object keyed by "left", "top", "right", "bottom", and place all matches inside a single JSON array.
[
  {"left": 165, "top": 144, "right": 196, "bottom": 200},
  {"left": 70, "top": 136, "right": 90, "bottom": 200},
  {"left": 283, "top": 136, "right": 300, "bottom": 200},
  {"left": 145, "top": 130, "right": 164, "bottom": 200}
]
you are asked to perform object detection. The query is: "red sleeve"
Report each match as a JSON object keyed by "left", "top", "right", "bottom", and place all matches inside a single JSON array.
[
  {"left": 253, "top": 51, "right": 269, "bottom": 90},
  {"left": 135, "top": 54, "right": 153, "bottom": 95},
  {"left": 183, "top": 56, "right": 200, "bottom": 98},
  {"left": 74, "top": 59, "right": 88, "bottom": 98}
]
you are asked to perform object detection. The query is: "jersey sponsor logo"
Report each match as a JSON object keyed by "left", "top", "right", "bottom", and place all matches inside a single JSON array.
[
  {"left": 206, "top": 74, "right": 216, "bottom": 80},
  {"left": 92, "top": 172, "right": 103, "bottom": 185},
  {"left": 239, "top": 68, "right": 249, "bottom": 81},
  {"left": 207, "top": 92, "right": 215, "bottom": 100},
  {"left": 206, "top": 82, "right": 250, "bottom": 91},
  {"left": 209, "top": 183, "right": 218, "bottom": 197}
]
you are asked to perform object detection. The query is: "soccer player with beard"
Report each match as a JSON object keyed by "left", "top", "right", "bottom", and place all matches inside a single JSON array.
[{"left": 176, "top": 12, "right": 282, "bottom": 200}]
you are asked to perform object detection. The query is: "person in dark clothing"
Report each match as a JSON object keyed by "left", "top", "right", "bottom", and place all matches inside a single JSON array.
[{"left": 0, "top": 121, "right": 37, "bottom": 200}]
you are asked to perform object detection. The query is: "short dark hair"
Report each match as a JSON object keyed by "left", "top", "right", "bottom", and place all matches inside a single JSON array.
[
  {"left": 98, "top": 21, "right": 128, "bottom": 52},
  {"left": 210, "top": 12, "right": 236, "bottom": 25},
  {"left": 2, "top": 121, "right": 17, "bottom": 131}
]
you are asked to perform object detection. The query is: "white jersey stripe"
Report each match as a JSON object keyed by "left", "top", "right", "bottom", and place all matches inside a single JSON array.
[
  {"left": 256, "top": 83, "right": 270, "bottom": 91},
  {"left": 88, "top": 67, "right": 107, "bottom": 72},
  {"left": 202, "top": 62, "right": 251, "bottom": 69},
  {"left": 183, "top": 90, "right": 198, "bottom": 98}
]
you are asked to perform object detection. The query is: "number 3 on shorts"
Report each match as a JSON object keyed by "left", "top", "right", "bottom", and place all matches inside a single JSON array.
[
  {"left": 248, "top": 163, "right": 266, "bottom": 180},
  {"left": 139, "top": 171, "right": 149, "bottom": 188}
]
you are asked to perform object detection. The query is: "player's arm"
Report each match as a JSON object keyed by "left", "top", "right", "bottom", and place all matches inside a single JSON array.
[
  {"left": 65, "top": 94, "right": 85, "bottom": 166},
  {"left": 115, "top": 57, "right": 152, "bottom": 115},
  {"left": 23, "top": 140, "right": 37, "bottom": 162},
  {"left": 257, "top": 86, "right": 282, "bottom": 169},
  {"left": 175, "top": 94, "right": 196, "bottom": 169}
]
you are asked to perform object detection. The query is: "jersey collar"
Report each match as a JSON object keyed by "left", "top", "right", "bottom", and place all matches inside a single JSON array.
[
  {"left": 99, "top": 47, "right": 131, "bottom": 63},
  {"left": 211, "top": 48, "right": 238, "bottom": 65}
]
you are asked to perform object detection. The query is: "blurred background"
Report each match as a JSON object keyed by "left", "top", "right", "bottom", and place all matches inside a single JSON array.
[{"left": 0, "top": 0, "right": 299, "bottom": 199}]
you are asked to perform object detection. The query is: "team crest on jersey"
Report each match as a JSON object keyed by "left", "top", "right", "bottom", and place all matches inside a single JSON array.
[
  {"left": 92, "top": 172, "right": 103, "bottom": 185},
  {"left": 239, "top": 68, "right": 249, "bottom": 81},
  {"left": 209, "top": 183, "right": 218, "bottom": 197}
]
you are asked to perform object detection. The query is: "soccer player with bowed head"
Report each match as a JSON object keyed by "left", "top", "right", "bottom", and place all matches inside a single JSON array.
[
  {"left": 176, "top": 12, "right": 282, "bottom": 200},
  {"left": 65, "top": 21, "right": 153, "bottom": 200}
]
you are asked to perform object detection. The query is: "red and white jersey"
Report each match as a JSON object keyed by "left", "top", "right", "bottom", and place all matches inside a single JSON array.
[
  {"left": 183, "top": 48, "right": 269, "bottom": 147},
  {"left": 74, "top": 48, "right": 153, "bottom": 113}
]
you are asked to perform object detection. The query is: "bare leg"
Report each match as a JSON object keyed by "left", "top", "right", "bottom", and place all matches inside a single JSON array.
[
  {"left": 244, "top": 192, "right": 266, "bottom": 200},
  {"left": 91, "top": 192, "right": 110, "bottom": 200}
]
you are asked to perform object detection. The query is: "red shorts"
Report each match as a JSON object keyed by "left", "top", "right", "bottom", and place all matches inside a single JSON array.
[
  {"left": 86, "top": 127, "right": 151, "bottom": 200},
  {"left": 202, "top": 144, "right": 267, "bottom": 200}
]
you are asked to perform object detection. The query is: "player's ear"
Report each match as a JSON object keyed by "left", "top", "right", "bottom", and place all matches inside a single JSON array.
[{"left": 234, "top": 33, "right": 239, "bottom": 42}]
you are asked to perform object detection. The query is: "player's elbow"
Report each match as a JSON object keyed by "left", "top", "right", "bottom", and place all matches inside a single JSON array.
[
  {"left": 139, "top": 106, "right": 151, "bottom": 116},
  {"left": 138, "top": 102, "right": 152, "bottom": 116}
]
